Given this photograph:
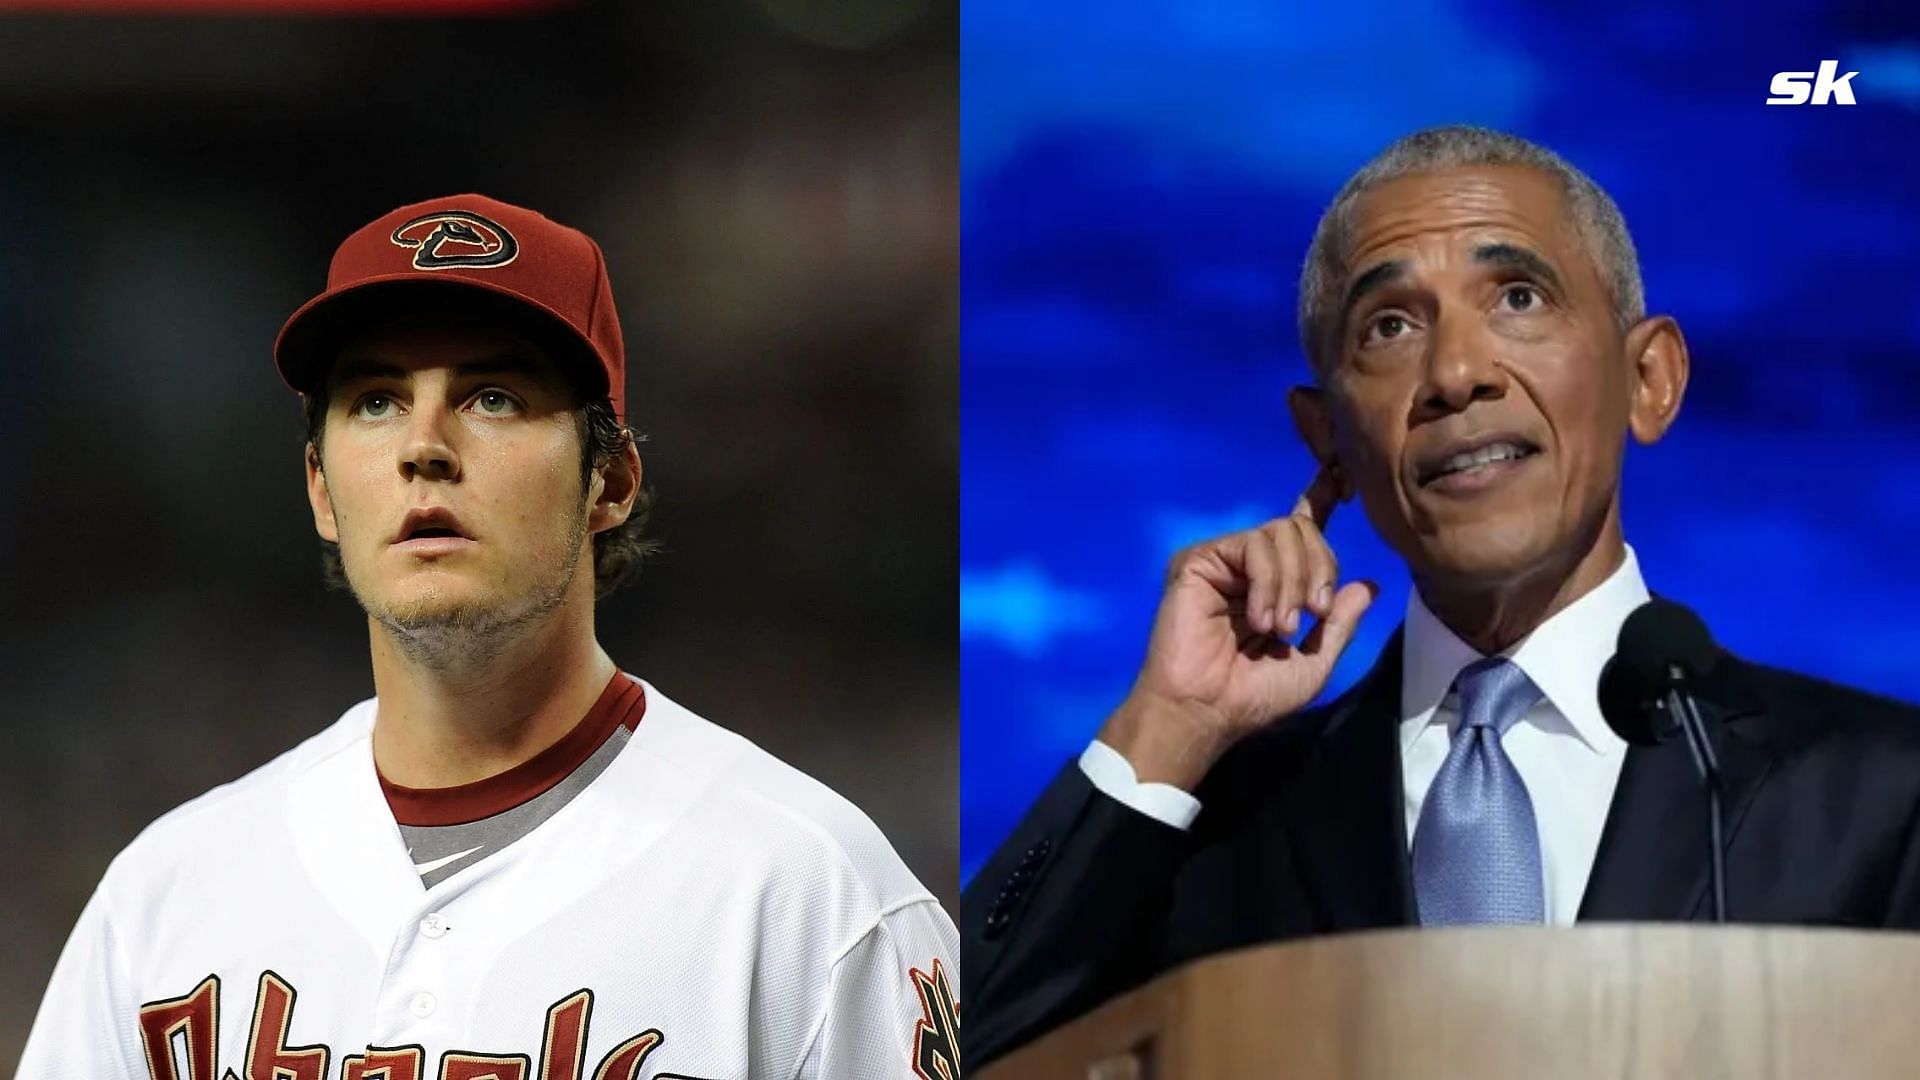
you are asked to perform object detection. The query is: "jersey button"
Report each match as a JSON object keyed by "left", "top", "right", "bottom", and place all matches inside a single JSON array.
[
  {"left": 410, "top": 991, "right": 438, "bottom": 1018},
  {"left": 419, "top": 913, "right": 448, "bottom": 939}
]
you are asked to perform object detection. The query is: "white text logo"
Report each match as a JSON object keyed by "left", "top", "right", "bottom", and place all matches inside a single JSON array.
[{"left": 1767, "top": 60, "right": 1858, "bottom": 105}]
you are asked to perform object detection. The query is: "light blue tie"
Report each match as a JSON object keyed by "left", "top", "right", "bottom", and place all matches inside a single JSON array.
[{"left": 1413, "top": 657, "right": 1546, "bottom": 925}]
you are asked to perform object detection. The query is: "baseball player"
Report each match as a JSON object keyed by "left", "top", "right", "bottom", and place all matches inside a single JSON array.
[{"left": 18, "top": 195, "right": 959, "bottom": 1080}]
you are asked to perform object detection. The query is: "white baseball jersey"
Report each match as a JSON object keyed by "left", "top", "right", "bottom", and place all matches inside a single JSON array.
[{"left": 18, "top": 676, "right": 960, "bottom": 1080}]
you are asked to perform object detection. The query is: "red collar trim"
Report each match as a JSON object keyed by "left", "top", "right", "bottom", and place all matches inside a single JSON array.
[{"left": 380, "top": 672, "right": 646, "bottom": 827}]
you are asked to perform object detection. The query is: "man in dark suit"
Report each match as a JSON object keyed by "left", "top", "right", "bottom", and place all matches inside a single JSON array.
[{"left": 961, "top": 125, "right": 1920, "bottom": 1067}]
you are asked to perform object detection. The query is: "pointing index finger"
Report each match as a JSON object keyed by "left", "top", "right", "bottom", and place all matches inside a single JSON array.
[{"left": 1291, "top": 460, "right": 1342, "bottom": 531}]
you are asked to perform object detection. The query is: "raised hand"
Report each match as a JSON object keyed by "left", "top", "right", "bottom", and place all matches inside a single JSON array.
[{"left": 1097, "top": 463, "right": 1378, "bottom": 790}]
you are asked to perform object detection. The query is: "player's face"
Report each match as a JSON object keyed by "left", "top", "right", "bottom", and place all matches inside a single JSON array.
[
  {"left": 306, "top": 314, "right": 594, "bottom": 639},
  {"left": 1306, "top": 165, "right": 1651, "bottom": 589}
]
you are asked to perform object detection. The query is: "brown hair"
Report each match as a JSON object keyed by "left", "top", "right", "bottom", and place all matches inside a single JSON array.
[{"left": 302, "top": 388, "right": 659, "bottom": 600}]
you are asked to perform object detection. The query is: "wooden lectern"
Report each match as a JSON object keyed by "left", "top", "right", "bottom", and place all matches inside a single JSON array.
[{"left": 976, "top": 926, "right": 1920, "bottom": 1078}]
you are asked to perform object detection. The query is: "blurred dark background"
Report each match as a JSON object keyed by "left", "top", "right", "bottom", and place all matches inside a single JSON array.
[{"left": 0, "top": 0, "right": 955, "bottom": 1060}]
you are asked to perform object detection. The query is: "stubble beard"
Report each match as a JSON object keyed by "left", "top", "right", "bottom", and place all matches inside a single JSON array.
[{"left": 345, "top": 506, "right": 592, "bottom": 677}]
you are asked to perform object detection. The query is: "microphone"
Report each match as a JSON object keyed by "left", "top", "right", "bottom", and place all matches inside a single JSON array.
[{"left": 1597, "top": 599, "right": 1728, "bottom": 922}]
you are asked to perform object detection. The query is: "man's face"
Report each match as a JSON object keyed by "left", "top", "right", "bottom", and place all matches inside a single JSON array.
[
  {"left": 306, "top": 313, "right": 594, "bottom": 637},
  {"left": 1313, "top": 165, "right": 1637, "bottom": 586}
]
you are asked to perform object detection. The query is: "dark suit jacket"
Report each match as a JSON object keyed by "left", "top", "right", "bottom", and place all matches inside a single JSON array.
[{"left": 961, "top": 627, "right": 1920, "bottom": 1067}]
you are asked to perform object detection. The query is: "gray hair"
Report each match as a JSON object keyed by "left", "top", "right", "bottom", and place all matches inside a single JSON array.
[{"left": 1297, "top": 125, "right": 1645, "bottom": 374}]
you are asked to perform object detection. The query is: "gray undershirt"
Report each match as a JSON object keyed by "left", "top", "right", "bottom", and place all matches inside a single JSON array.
[{"left": 399, "top": 724, "right": 633, "bottom": 889}]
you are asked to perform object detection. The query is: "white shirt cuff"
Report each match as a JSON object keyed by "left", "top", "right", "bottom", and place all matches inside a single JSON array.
[{"left": 1078, "top": 740, "right": 1203, "bottom": 831}]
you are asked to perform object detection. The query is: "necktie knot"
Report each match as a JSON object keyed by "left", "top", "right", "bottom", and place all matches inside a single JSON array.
[{"left": 1453, "top": 657, "right": 1541, "bottom": 736}]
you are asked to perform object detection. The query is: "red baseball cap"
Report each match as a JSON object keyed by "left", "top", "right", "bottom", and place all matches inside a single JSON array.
[{"left": 274, "top": 193, "right": 627, "bottom": 421}]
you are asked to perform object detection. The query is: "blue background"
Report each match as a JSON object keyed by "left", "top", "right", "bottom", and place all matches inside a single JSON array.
[{"left": 961, "top": 0, "right": 1920, "bottom": 883}]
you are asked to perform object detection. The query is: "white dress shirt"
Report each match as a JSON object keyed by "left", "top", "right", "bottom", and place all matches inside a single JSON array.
[{"left": 1082, "top": 545, "right": 1650, "bottom": 926}]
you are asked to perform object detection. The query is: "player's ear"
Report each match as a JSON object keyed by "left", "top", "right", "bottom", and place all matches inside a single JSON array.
[
  {"left": 306, "top": 442, "right": 340, "bottom": 543},
  {"left": 588, "top": 428, "right": 642, "bottom": 535}
]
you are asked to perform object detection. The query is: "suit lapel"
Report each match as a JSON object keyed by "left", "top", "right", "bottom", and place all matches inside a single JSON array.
[
  {"left": 1578, "top": 656, "right": 1775, "bottom": 921},
  {"left": 1282, "top": 630, "right": 1418, "bottom": 930}
]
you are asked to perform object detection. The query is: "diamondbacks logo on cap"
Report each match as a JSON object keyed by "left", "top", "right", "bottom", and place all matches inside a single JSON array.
[{"left": 390, "top": 210, "right": 519, "bottom": 270}]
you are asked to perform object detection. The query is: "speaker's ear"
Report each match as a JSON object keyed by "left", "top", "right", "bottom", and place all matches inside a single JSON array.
[
  {"left": 1330, "top": 459, "right": 1354, "bottom": 502},
  {"left": 1626, "top": 315, "right": 1689, "bottom": 446}
]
